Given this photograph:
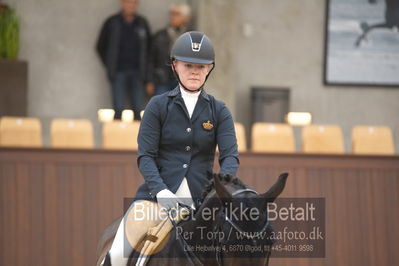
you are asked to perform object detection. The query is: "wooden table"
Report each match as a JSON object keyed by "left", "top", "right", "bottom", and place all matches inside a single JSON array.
[{"left": 1, "top": 148, "right": 398, "bottom": 266}]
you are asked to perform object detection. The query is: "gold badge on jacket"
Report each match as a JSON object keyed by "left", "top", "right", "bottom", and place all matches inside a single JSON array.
[{"left": 202, "top": 120, "right": 214, "bottom": 130}]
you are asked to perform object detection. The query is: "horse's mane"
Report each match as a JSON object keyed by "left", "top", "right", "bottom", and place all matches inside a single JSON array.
[{"left": 201, "top": 173, "right": 246, "bottom": 199}]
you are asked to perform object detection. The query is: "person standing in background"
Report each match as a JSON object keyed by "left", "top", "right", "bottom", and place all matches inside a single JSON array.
[
  {"left": 146, "top": 3, "right": 191, "bottom": 96},
  {"left": 96, "top": 0, "right": 150, "bottom": 120}
]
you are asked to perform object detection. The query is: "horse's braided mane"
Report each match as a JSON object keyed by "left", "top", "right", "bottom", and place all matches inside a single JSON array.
[{"left": 201, "top": 173, "right": 246, "bottom": 199}]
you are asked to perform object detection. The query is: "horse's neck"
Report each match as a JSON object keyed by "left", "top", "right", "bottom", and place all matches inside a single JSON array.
[
  {"left": 195, "top": 189, "right": 219, "bottom": 217},
  {"left": 195, "top": 191, "right": 224, "bottom": 231},
  {"left": 182, "top": 190, "right": 223, "bottom": 231}
]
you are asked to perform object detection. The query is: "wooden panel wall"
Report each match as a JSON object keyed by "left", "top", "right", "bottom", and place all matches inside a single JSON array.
[{"left": 0, "top": 148, "right": 398, "bottom": 266}]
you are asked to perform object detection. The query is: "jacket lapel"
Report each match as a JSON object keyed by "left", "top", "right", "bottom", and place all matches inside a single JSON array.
[
  {"left": 168, "top": 87, "right": 190, "bottom": 120},
  {"left": 191, "top": 91, "right": 210, "bottom": 123},
  {"left": 175, "top": 96, "right": 190, "bottom": 119}
]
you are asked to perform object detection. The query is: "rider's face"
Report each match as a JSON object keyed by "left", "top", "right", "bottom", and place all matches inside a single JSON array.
[{"left": 173, "top": 60, "right": 212, "bottom": 92}]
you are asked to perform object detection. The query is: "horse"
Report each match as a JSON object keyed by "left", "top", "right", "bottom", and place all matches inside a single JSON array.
[
  {"left": 355, "top": 0, "right": 399, "bottom": 47},
  {"left": 97, "top": 172, "right": 288, "bottom": 266}
]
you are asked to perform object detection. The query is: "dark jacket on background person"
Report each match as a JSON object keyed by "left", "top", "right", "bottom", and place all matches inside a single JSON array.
[
  {"left": 135, "top": 86, "right": 239, "bottom": 206},
  {"left": 96, "top": 12, "right": 151, "bottom": 81},
  {"left": 386, "top": 0, "right": 399, "bottom": 26},
  {"left": 148, "top": 27, "right": 185, "bottom": 85},
  {"left": 148, "top": 28, "right": 174, "bottom": 84}
]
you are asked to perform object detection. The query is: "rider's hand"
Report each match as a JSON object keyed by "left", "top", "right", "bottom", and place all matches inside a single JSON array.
[{"left": 156, "top": 189, "right": 192, "bottom": 210}]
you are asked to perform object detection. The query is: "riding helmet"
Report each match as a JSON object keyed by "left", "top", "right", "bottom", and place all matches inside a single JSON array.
[{"left": 170, "top": 31, "right": 215, "bottom": 65}]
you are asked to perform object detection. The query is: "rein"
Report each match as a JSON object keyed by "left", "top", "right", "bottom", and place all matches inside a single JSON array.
[{"left": 169, "top": 209, "right": 204, "bottom": 266}]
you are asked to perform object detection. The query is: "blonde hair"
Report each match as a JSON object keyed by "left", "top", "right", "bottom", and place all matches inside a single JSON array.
[{"left": 170, "top": 2, "right": 192, "bottom": 18}]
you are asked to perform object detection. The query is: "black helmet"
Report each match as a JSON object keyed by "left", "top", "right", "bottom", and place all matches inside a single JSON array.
[{"left": 170, "top": 31, "right": 215, "bottom": 65}]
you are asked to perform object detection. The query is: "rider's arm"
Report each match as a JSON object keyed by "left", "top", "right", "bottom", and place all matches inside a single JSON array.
[
  {"left": 216, "top": 102, "right": 240, "bottom": 176},
  {"left": 137, "top": 97, "right": 168, "bottom": 198}
]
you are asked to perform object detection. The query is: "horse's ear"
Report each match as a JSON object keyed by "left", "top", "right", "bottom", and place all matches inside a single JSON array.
[
  {"left": 261, "top": 173, "right": 288, "bottom": 203},
  {"left": 214, "top": 174, "right": 232, "bottom": 199}
]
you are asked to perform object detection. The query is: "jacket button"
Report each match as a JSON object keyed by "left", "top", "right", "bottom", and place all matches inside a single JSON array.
[
  {"left": 186, "top": 128, "right": 191, "bottom": 133},
  {"left": 185, "top": 146, "right": 191, "bottom": 151},
  {"left": 183, "top": 164, "right": 188, "bottom": 168}
]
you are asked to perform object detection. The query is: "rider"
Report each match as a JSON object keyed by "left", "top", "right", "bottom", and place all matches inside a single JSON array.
[{"left": 102, "top": 31, "right": 239, "bottom": 265}]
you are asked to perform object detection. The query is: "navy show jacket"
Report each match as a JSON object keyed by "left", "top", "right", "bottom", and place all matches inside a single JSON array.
[{"left": 135, "top": 86, "right": 239, "bottom": 205}]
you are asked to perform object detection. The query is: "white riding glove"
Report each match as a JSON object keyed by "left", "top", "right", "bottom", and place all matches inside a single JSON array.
[{"left": 156, "top": 189, "right": 192, "bottom": 210}]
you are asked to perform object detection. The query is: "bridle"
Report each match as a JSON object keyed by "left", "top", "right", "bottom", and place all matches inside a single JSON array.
[{"left": 169, "top": 187, "right": 272, "bottom": 266}]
